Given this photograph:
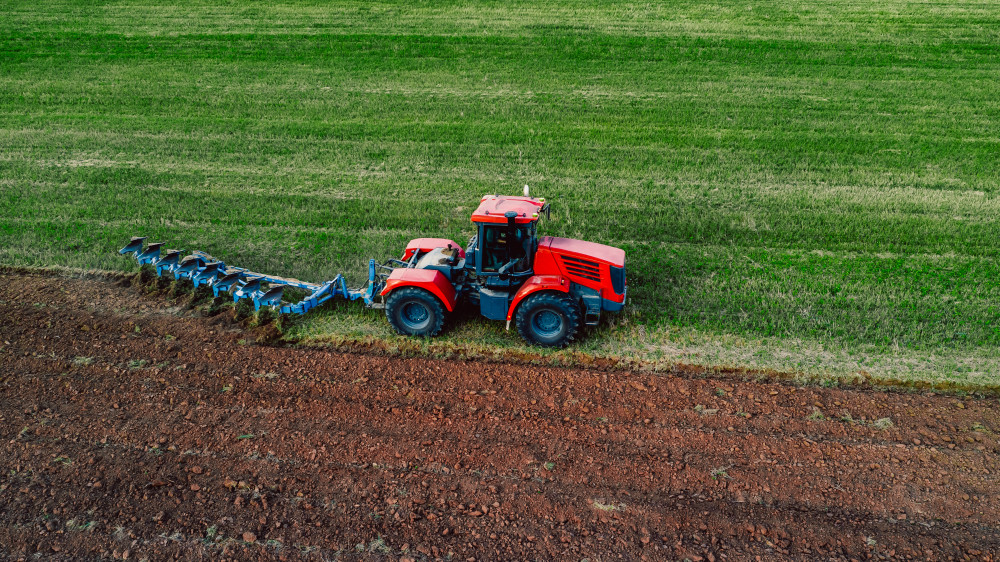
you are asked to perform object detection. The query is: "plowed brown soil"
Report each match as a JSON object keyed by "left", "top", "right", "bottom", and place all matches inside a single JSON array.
[{"left": 1, "top": 271, "right": 999, "bottom": 561}]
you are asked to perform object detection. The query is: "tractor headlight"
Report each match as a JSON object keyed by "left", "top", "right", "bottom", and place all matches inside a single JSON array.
[{"left": 610, "top": 265, "right": 626, "bottom": 296}]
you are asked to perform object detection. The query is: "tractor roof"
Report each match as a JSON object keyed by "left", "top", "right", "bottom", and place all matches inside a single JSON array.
[{"left": 471, "top": 195, "right": 545, "bottom": 225}]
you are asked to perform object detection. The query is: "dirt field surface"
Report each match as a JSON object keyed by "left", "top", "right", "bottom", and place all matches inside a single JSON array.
[{"left": 1, "top": 271, "right": 999, "bottom": 561}]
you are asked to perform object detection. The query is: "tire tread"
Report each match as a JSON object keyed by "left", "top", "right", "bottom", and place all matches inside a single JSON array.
[
  {"left": 385, "top": 287, "right": 446, "bottom": 337},
  {"left": 515, "top": 292, "right": 580, "bottom": 348}
]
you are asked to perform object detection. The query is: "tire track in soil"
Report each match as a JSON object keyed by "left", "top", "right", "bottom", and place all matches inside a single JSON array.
[{"left": 1, "top": 272, "right": 999, "bottom": 561}]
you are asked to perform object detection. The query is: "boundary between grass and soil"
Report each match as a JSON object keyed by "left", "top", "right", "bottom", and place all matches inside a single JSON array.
[{"left": 5, "top": 264, "right": 998, "bottom": 398}]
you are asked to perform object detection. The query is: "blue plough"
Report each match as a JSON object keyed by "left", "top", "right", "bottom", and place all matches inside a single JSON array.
[{"left": 119, "top": 236, "right": 382, "bottom": 314}]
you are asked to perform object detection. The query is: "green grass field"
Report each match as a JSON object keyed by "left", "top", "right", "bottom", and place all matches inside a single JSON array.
[{"left": 2, "top": 1, "right": 998, "bottom": 386}]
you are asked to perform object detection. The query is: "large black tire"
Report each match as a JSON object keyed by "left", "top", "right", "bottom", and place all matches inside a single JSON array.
[
  {"left": 385, "top": 287, "right": 446, "bottom": 337},
  {"left": 515, "top": 292, "right": 581, "bottom": 348}
]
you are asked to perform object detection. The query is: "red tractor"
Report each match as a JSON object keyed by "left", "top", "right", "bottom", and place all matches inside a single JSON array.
[
  {"left": 377, "top": 191, "right": 627, "bottom": 347},
  {"left": 121, "top": 190, "right": 626, "bottom": 348}
]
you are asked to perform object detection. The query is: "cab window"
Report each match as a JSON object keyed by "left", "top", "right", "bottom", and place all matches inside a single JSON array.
[{"left": 480, "top": 224, "right": 532, "bottom": 273}]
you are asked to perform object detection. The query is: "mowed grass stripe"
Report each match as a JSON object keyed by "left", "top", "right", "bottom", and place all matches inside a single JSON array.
[
  {"left": 3, "top": 104, "right": 998, "bottom": 183},
  {"left": 4, "top": 151, "right": 998, "bottom": 259},
  {"left": 5, "top": 1, "right": 999, "bottom": 44}
]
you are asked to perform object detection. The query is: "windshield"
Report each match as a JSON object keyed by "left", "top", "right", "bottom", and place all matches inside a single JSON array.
[{"left": 480, "top": 223, "right": 535, "bottom": 273}]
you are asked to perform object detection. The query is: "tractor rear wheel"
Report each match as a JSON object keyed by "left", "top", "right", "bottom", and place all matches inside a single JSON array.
[
  {"left": 385, "top": 287, "right": 446, "bottom": 337},
  {"left": 515, "top": 292, "right": 580, "bottom": 348}
]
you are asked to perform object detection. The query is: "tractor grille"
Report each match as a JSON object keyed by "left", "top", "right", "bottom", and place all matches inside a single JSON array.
[{"left": 560, "top": 255, "right": 601, "bottom": 282}]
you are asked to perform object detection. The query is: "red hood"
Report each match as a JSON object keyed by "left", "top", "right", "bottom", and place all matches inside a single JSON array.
[{"left": 541, "top": 236, "right": 625, "bottom": 267}]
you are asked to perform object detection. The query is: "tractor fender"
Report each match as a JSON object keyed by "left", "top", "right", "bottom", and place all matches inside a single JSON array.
[
  {"left": 380, "top": 269, "right": 457, "bottom": 312},
  {"left": 402, "top": 238, "right": 465, "bottom": 261},
  {"left": 506, "top": 275, "right": 571, "bottom": 327}
]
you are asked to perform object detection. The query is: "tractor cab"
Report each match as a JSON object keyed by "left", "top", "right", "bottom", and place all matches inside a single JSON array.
[
  {"left": 464, "top": 195, "right": 548, "bottom": 323},
  {"left": 466, "top": 195, "right": 546, "bottom": 282}
]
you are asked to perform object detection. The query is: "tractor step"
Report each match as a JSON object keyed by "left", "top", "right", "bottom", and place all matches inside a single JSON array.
[
  {"left": 120, "top": 237, "right": 381, "bottom": 314},
  {"left": 583, "top": 299, "right": 602, "bottom": 326}
]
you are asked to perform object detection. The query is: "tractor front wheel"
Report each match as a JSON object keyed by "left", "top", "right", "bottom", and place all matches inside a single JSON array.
[
  {"left": 515, "top": 292, "right": 580, "bottom": 348},
  {"left": 385, "top": 287, "right": 446, "bottom": 337}
]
